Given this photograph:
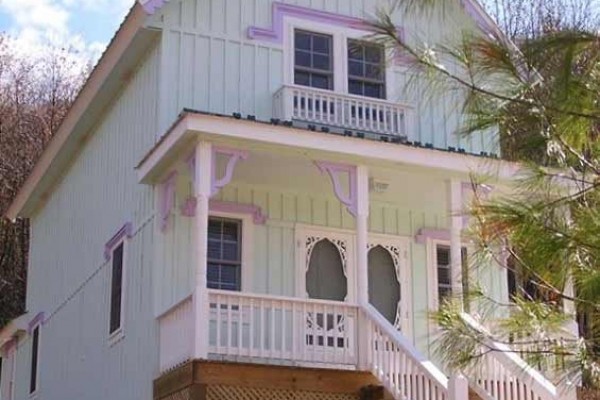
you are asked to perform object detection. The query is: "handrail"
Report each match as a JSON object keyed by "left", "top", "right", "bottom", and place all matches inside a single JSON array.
[
  {"left": 363, "top": 303, "right": 450, "bottom": 400},
  {"left": 460, "top": 313, "right": 560, "bottom": 400}
]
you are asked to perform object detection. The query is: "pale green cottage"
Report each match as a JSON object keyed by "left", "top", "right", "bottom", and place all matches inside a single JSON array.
[{"left": 0, "top": 1, "right": 575, "bottom": 399}]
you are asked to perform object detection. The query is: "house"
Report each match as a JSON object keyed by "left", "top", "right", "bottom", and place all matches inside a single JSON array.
[{"left": 0, "top": 1, "right": 577, "bottom": 399}]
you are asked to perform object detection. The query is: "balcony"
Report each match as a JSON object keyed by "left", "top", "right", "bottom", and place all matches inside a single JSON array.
[{"left": 273, "top": 85, "right": 414, "bottom": 138}]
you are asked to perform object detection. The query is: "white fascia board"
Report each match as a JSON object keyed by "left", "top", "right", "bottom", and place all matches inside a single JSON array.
[{"left": 137, "top": 113, "right": 521, "bottom": 184}]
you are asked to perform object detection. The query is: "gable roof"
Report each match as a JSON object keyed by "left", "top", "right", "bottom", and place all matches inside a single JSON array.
[{"left": 5, "top": 0, "right": 504, "bottom": 220}]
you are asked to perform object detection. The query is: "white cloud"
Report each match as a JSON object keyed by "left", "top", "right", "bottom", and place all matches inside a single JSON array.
[{"left": 0, "top": 0, "right": 134, "bottom": 64}]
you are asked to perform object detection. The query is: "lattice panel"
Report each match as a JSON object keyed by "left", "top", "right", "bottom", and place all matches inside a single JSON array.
[
  {"left": 160, "top": 388, "right": 191, "bottom": 400},
  {"left": 207, "top": 385, "right": 358, "bottom": 400}
]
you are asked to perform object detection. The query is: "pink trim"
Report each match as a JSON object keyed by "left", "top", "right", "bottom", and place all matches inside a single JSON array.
[
  {"left": 212, "top": 147, "right": 249, "bottom": 197},
  {"left": 104, "top": 222, "right": 133, "bottom": 261},
  {"left": 315, "top": 161, "right": 358, "bottom": 217},
  {"left": 159, "top": 171, "right": 178, "bottom": 232},
  {"left": 415, "top": 228, "right": 451, "bottom": 245},
  {"left": 248, "top": 2, "right": 371, "bottom": 44},
  {"left": 27, "top": 312, "right": 45, "bottom": 334},
  {"left": 180, "top": 198, "right": 267, "bottom": 225},
  {"left": 141, "top": 0, "right": 169, "bottom": 14}
]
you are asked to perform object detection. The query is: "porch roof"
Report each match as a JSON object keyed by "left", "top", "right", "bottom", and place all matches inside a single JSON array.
[{"left": 136, "top": 109, "right": 522, "bottom": 185}]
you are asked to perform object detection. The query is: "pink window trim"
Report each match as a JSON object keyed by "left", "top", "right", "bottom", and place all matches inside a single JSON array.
[
  {"left": 180, "top": 198, "right": 267, "bottom": 225},
  {"left": 1, "top": 337, "right": 17, "bottom": 355},
  {"left": 104, "top": 222, "right": 133, "bottom": 261},
  {"left": 27, "top": 312, "right": 45, "bottom": 335},
  {"left": 415, "top": 228, "right": 451, "bottom": 245}
]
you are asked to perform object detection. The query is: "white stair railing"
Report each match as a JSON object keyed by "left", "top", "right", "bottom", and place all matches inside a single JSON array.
[
  {"left": 362, "top": 303, "right": 451, "bottom": 400},
  {"left": 460, "top": 313, "right": 575, "bottom": 400}
]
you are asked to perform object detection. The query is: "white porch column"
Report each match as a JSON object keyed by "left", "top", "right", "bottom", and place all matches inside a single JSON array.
[
  {"left": 449, "top": 179, "right": 464, "bottom": 310},
  {"left": 356, "top": 165, "right": 370, "bottom": 369},
  {"left": 449, "top": 374, "right": 469, "bottom": 400},
  {"left": 192, "top": 141, "right": 212, "bottom": 359}
]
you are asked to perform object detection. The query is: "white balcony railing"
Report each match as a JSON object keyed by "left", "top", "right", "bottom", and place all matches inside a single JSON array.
[{"left": 273, "top": 85, "right": 413, "bottom": 137}]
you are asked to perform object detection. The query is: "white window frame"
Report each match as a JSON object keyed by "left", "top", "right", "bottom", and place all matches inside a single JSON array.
[
  {"left": 28, "top": 324, "right": 41, "bottom": 398},
  {"left": 283, "top": 17, "right": 396, "bottom": 100},
  {"left": 108, "top": 237, "right": 128, "bottom": 346},
  {"left": 426, "top": 239, "right": 472, "bottom": 313},
  {"left": 208, "top": 211, "right": 254, "bottom": 292}
]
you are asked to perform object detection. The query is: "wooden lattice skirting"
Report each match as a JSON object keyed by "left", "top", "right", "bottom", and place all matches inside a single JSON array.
[{"left": 206, "top": 384, "right": 359, "bottom": 400}]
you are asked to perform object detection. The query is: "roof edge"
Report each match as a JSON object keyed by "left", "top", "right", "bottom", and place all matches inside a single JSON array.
[{"left": 5, "top": 3, "right": 149, "bottom": 221}]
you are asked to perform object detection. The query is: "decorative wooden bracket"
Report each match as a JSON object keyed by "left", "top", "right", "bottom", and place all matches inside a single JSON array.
[
  {"left": 315, "top": 161, "right": 358, "bottom": 217},
  {"left": 187, "top": 146, "right": 249, "bottom": 197},
  {"left": 159, "top": 171, "right": 178, "bottom": 232},
  {"left": 211, "top": 147, "right": 249, "bottom": 197}
]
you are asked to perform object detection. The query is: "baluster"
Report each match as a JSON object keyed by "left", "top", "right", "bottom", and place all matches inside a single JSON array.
[
  {"left": 249, "top": 298, "right": 254, "bottom": 357},
  {"left": 270, "top": 299, "right": 275, "bottom": 359},
  {"left": 237, "top": 296, "right": 243, "bottom": 356},
  {"left": 333, "top": 304, "right": 339, "bottom": 364},
  {"left": 312, "top": 302, "right": 318, "bottom": 362},
  {"left": 227, "top": 296, "right": 233, "bottom": 354},
  {"left": 291, "top": 302, "right": 297, "bottom": 361},
  {"left": 340, "top": 98, "right": 345, "bottom": 127},
  {"left": 396, "top": 110, "right": 402, "bottom": 136},
  {"left": 216, "top": 295, "right": 222, "bottom": 353},
  {"left": 281, "top": 300, "right": 286, "bottom": 359},
  {"left": 260, "top": 299, "right": 265, "bottom": 358},
  {"left": 302, "top": 302, "right": 308, "bottom": 362}
]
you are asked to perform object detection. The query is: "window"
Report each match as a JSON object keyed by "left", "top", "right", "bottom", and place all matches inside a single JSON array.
[
  {"left": 347, "top": 40, "right": 386, "bottom": 99},
  {"left": 506, "top": 254, "right": 559, "bottom": 305},
  {"left": 435, "top": 245, "right": 468, "bottom": 309},
  {"left": 109, "top": 242, "right": 125, "bottom": 336},
  {"left": 294, "top": 30, "right": 333, "bottom": 90},
  {"left": 29, "top": 325, "right": 40, "bottom": 394},
  {"left": 207, "top": 218, "right": 242, "bottom": 291}
]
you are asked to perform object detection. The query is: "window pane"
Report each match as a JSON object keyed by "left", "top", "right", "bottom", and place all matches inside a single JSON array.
[
  {"left": 437, "top": 247, "right": 450, "bottom": 266},
  {"left": 348, "top": 60, "right": 363, "bottom": 77},
  {"left": 312, "top": 54, "right": 330, "bottom": 70},
  {"left": 30, "top": 327, "right": 39, "bottom": 394},
  {"left": 313, "top": 34, "right": 331, "bottom": 53},
  {"left": 295, "top": 31, "right": 311, "bottom": 50},
  {"left": 295, "top": 71, "right": 310, "bottom": 86},
  {"left": 348, "top": 80, "right": 363, "bottom": 96},
  {"left": 364, "top": 83, "right": 383, "bottom": 99},
  {"left": 311, "top": 74, "right": 331, "bottom": 90},
  {"left": 437, "top": 266, "right": 451, "bottom": 285},
  {"left": 109, "top": 243, "right": 124, "bottom": 334},
  {"left": 365, "top": 45, "right": 383, "bottom": 63},
  {"left": 295, "top": 50, "right": 311, "bottom": 67},
  {"left": 365, "top": 64, "right": 383, "bottom": 80},
  {"left": 222, "top": 242, "right": 239, "bottom": 261},
  {"left": 222, "top": 222, "right": 239, "bottom": 241},
  {"left": 348, "top": 40, "right": 363, "bottom": 60},
  {"left": 208, "top": 220, "right": 222, "bottom": 240},
  {"left": 208, "top": 239, "right": 221, "bottom": 259}
]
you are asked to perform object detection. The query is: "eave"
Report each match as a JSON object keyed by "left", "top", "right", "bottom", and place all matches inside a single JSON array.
[
  {"left": 137, "top": 111, "right": 521, "bottom": 185},
  {"left": 5, "top": 3, "right": 159, "bottom": 220}
]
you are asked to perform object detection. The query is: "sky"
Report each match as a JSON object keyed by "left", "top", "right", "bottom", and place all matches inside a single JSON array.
[{"left": 0, "top": 0, "right": 134, "bottom": 62}]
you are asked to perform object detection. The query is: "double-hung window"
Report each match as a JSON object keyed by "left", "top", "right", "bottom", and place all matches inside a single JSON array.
[
  {"left": 347, "top": 40, "right": 386, "bottom": 99},
  {"left": 207, "top": 217, "right": 242, "bottom": 291},
  {"left": 294, "top": 30, "right": 334, "bottom": 90},
  {"left": 435, "top": 245, "right": 468, "bottom": 309},
  {"left": 292, "top": 29, "right": 387, "bottom": 99},
  {"left": 109, "top": 242, "right": 125, "bottom": 337}
]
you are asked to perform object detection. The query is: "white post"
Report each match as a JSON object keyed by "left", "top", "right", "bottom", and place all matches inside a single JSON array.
[
  {"left": 449, "top": 179, "right": 464, "bottom": 310},
  {"left": 356, "top": 165, "right": 370, "bottom": 369},
  {"left": 192, "top": 141, "right": 212, "bottom": 359},
  {"left": 449, "top": 374, "right": 469, "bottom": 400}
]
